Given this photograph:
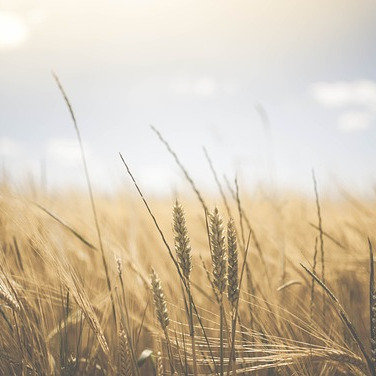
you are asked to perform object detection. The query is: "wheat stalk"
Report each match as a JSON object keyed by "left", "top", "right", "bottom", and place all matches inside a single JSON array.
[
  {"left": 209, "top": 208, "right": 227, "bottom": 376},
  {"left": 151, "top": 269, "right": 174, "bottom": 374},
  {"left": 172, "top": 201, "right": 198, "bottom": 375},
  {"left": 227, "top": 217, "right": 239, "bottom": 375}
]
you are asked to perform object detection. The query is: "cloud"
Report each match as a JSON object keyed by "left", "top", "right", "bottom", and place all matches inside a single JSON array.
[
  {"left": 311, "top": 80, "right": 376, "bottom": 109},
  {"left": 0, "top": 11, "right": 30, "bottom": 50},
  {"left": 311, "top": 80, "right": 376, "bottom": 132},
  {"left": 0, "top": 138, "right": 22, "bottom": 157},
  {"left": 170, "top": 77, "right": 218, "bottom": 98},
  {"left": 46, "top": 139, "right": 89, "bottom": 165}
]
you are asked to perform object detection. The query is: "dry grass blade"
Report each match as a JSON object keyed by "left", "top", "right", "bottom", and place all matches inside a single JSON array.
[
  {"left": 33, "top": 202, "right": 97, "bottom": 251},
  {"left": 119, "top": 153, "right": 185, "bottom": 285},
  {"left": 310, "top": 237, "right": 319, "bottom": 321},
  {"left": 150, "top": 125, "right": 208, "bottom": 212},
  {"left": 312, "top": 169, "right": 325, "bottom": 320},
  {"left": 203, "top": 147, "right": 232, "bottom": 218},
  {"left": 69, "top": 271, "right": 110, "bottom": 358},
  {"left": 233, "top": 177, "right": 271, "bottom": 286},
  {"left": 309, "top": 223, "right": 346, "bottom": 250},
  {"left": 301, "top": 263, "right": 373, "bottom": 375},
  {"left": 276, "top": 280, "right": 302, "bottom": 292},
  {"left": 52, "top": 72, "right": 116, "bottom": 325}
]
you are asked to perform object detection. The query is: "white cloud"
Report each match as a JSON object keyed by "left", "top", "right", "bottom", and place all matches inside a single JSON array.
[
  {"left": 46, "top": 139, "right": 90, "bottom": 165},
  {"left": 311, "top": 80, "right": 376, "bottom": 109},
  {"left": 311, "top": 80, "right": 376, "bottom": 132},
  {"left": 0, "top": 11, "right": 30, "bottom": 50},
  {"left": 170, "top": 77, "right": 218, "bottom": 98},
  {"left": 337, "top": 110, "right": 373, "bottom": 132},
  {"left": 0, "top": 138, "right": 22, "bottom": 157}
]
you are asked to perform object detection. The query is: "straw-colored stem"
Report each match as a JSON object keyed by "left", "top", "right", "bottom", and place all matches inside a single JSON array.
[
  {"left": 188, "top": 285, "right": 198, "bottom": 376},
  {"left": 312, "top": 169, "right": 325, "bottom": 321},
  {"left": 173, "top": 201, "right": 197, "bottom": 375},
  {"left": 163, "top": 328, "right": 175, "bottom": 375},
  {"left": 230, "top": 315, "right": 237, "bottom": 375},
  {"left": 52, "top": 72, "right": 116, "bottom": 325},
  {"left": 219, "top": 302, "right": 224, "bottom": 376},
  {"left": 209, "top": 208, "right": 227, "bottom": 375}
]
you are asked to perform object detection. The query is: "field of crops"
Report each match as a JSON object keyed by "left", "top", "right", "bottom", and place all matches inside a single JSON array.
[{"left": 0, "top": 170, "right": 375, "bottom": 375}]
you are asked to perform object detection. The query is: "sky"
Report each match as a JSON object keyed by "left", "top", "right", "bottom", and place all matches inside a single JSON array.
[{"left": 1, "top": 0, "right": 376, "bottom": 196}]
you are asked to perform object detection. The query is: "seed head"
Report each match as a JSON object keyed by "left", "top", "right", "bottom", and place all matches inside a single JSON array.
[
  {"left": 209, "top": 208, "right": 227, "bottom": 299},
  {"left": 119, "top": 329, "right": 132, "bottom": 376},
  {"left": 173, "top": 201, "right": 192, "bottom": 282},
  {"left": 151, "top": 268, "right": 170, "bottom": 330}
]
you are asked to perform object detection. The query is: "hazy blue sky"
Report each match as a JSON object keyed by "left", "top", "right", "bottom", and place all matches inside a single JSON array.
[{"left": 1, "top": 0, "right": 376, "bottom": 195}]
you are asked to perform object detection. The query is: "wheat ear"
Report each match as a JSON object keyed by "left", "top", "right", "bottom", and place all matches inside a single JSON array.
[
  {"left": 209, "top": 208, "right": 227, "bottom": 300},
  {"left": 227, "top": 217, "right": 239, "bottom": 375},
  {"left": 151, "top": 269, "right": 174, "bottom": 374},
  {"left": 173, "top": 201, "right": 192, "bottom": 282},
  {"left": 119, "top": 329, "right": 133, "bottom": 376}
]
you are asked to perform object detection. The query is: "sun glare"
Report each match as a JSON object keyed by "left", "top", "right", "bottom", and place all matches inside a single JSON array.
[{"left": 0, "top": 11, "right": 29, "bottom": 50}]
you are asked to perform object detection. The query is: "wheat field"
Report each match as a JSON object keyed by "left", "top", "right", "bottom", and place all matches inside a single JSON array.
[
  {"left": 0, "top": 166, "right": 375, "bottom": 375},
  {"left": 1, "top": 1, "right": 374, "bottom": 375}
]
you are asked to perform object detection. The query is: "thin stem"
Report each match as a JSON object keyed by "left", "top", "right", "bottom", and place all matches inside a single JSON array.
[
  {"left": 188, "top": 285, "right": 198, "bottom": 376},
  {"left": 228, "top": 232, "right": 251, "bottom": 375},
  {"left": 312, "top": 169, "right": 325, "bottom": 321},
  {"left": 219, "top": 302, "right": 224, "bottom": 376},
  {"left": 52, "top": 72, "right": 116, "bottom": 325},
  {"left": 150, "top": 125, "right": 207, "bottom": 212}
]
